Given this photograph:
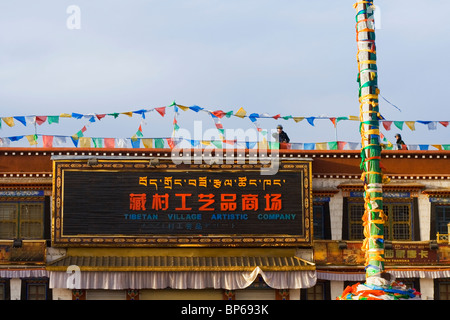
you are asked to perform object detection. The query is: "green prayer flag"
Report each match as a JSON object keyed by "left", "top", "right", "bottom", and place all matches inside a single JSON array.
[
  {"left": 155, "top": 138, "right": 164, "bottom": 148},
  {"left": 269, "top": 142, "right": 279, "bottom": 149},
  {"left": 211, "top": 140, "right": 222, "bottom": 149},
  {"left": 48, "top": 116, "right": 60, "bottom": 124},
  {"left": 328, "top": 141, "right": 338, "bottom": 150},
  {"left": 394, "top": 121, "right": 404, "bottom": 130}
]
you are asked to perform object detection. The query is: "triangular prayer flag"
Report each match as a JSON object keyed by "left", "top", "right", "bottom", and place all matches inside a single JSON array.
[
  {"left": 442, "top": 144, "right": 450, "bottom": 150},
  {"left": 419, "top": 145, "right": 429, "bottom": 150},
  {"left": 26, "top": 135, "right": 38, "bottom": 146},
  {"left": 272, "top": 114, "right": 281, "bottom": 120},
  {"left": 53, "top": 136, "right": 66, "bottom": 146},
  {"left": 234, "top": 107, "right": 247, "bottom": 118},
  {"left": 304, "top": 143, "right": 315, "bottom": 150},
  {"left": 92, "top": 138, "right": 103, "bottom": 148},
  {"left": 188, "top": 105, "right": 203, "bottom": 113},
  {"left": 249, "top": 113, "right": 259, "bottom": 122},
  {"left": 382, "top": 121, "right": 392, "bottom": 131},
  {"left": 246, "top": 141, "right": 257, "bottom": 149},
  {"left": 432, "top": 144, "right": 442, "bottom": 150},
  {"left": 96, "top": 114, "right": 106, "bottom": 121},
  {"left": 212, "top": 110, "right": 226, "bottom": 118},
  {"left": 347, "top": 142, "right": 360, "bottom": 150},
  {"left": 394, "top": 121, "right": 404, "bottom": 130},
  {"left": 306, "top": 117, "right": 315, "bottom": 126},
  {"left": 337, "top": 141, "right": 347, "bottom": 150},
  {"left": 60, "top": 113, "right": 71, "bottom": 118},
  {"left": 2, "top": 117, "right": 15, "bottom": 127},
  {"left": 131, "top": 138, "right": 141, "bottom": 148},
  {"left": 327, "top": 141, "right": 338, "bottom": 150},
  {"left": 108, "top": 113, "right": 120, "bottom": 118},
  {"left": 155, "top": 107, "right": 166, "bottom": 117},
  {"left": 177, "top": 105, "right": 189, "bottom": 111},
  {"left": 316, "top": 142, "right": 327, "bottom": 150},
  {"left": 142, "top": 138, "right": 153, "bottom": 148},
  {"left": 25, "top": 116, "right": 36, "bottom": 125},
  {"left": 293, "top": 117, "right": 304, "bottom": 123},
  {"left": 14, "top": 116, "right": 27, "bottom": 126},
  {"left": 348, "top": 115, "right": 359, "bottom": 121},
  {"left": 225, "top": 111, "right": 233, "bottom": 118},
  {"left": 121, "top": 112, "right": 133, "bottom": 117},
  {"left": 71, "top": 136, "right": 79, "bottom": 147},
  {"left": 9, "top": 136, "right": 24, "bottom": 142},
  {"left": 330, "top": 118, "right": 336, "bottom": 127},
  {"left": 35, "top": 116, "right": 47, "bottom": 125},
  {"left": 115, "top": 138, "right": 128, "bottom": 148},
  {"left": 79, "top": 137, "right": 91, "bottom": 148},
  {"left": 133, "top": 110, "right": 147, "bottom": 119},
  {"left": 71, "top": 113, "right": 84, "bottom": 119},
  {"left": 201, "top": 140, "right": 211, "bottom": 146},
  {"left": 405, "top": 121, "right": 415, "bottom": 131},
  {"left": 211, "top": 140, "right": 222, "bottom": 149},
  {"left": 439, "top": 121, "right": 449, "bottom": 127},
  {"left": 428, "top": 121, "right": 437, "bottom": 130},
  {"left": 43, "top": 135, "right": 54, "bottom": 148}
]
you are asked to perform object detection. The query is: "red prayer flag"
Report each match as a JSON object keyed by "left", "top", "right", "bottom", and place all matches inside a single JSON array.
[
  {"left": 42, "top": 135, "right": 53, "bottom": 148},
  {"left": 104, "top": 138, "right": 115, "bottom": 148},
  {"left": 382, "top": 121, "right": 392, "bottom": 131},
  {"left": 155, "top": 107, "right": 166, "bottom": 117},
  {"left": 35, "top": 116, "right": 47, "bottom": 126}
]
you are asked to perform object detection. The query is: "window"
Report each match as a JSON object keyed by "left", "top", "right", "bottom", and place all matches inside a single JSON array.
[
  {"left": 344, "top": 199, "right": 416, "bottom": 241},
  {"left": 301, "top": 280, "right": 330, "bottom": 300},
  {"left": 434, "top": 280, "right": 450, "bottom": 300},
  {"left": 435, "top": 205, "right": 450, "bottom": 234},
  {"left": 0, "top": 279, "right": 9, "bottom": 300},
  {"left": 0, "top": 201, "right": 44, "bottom": 239},
  {"left": 313, "top": 201, "right": 331, "bottom": 240},
  {"left": 21, "top": 278, "right": 51, "bottom": 300}
]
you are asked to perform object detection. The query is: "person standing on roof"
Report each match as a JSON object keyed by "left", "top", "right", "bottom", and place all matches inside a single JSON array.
[
  {"left": 395, "top": 133, "right": 407, "bottom": 150},
  {"left": 272, "top": 125, "right": 290, "bottom": 143}
]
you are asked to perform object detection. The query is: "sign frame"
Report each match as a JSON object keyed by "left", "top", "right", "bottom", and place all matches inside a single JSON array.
[{"left": 52, "top": 157, "right": 313, "bottom": 247}]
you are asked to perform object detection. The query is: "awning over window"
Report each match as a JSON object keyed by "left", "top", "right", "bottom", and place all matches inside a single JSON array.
[{"left": 47, "top": 255, "right": 316, "bottom": 290}]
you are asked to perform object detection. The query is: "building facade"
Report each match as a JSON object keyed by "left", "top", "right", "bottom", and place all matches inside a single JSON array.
[{"left": 0, "top": 147, "right": 449, "bottom": 300}]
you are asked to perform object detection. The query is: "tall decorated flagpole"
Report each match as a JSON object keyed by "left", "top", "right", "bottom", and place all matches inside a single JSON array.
[
  {"left": 338, "top": 1, "right": 421, "bottom": 300},
  {"left": 354, "top": 0, "right": 386, "bottom": 281}
]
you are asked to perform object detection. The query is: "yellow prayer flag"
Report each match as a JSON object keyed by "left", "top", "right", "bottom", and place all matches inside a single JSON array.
[
  {"left": 348, "top": 115, "right": 359, "bottom": 121},
  {"left": 234, "top": 107, "right": 247, "bottom": 118},
  {"left": 142, "top": 138, "right": 153, "bottom": 148},
  {"left": 405, "top": 121, "right": 415, "bottom": 131},
  {"left": 2, "top": 117, "right": 15, "bottom": 127},
  {"left": 316, "top": 142, "right": 327, "bottom": 150},
  {"left": 177, "top": 105, "right": 189, "bottom": 111},
  {"left": 201, "top": 140, "right": 211, "bottom": 146},
  {"left": 258, "top": 138, "right": 268, "bottom": 150},
  {"left": 121, "top": 112, "right": 133, "bottom": 117},
  {"left": 293, "top": 117, "right": 304, "bottom": 123},
  {"left": 60, "top": 113, "right": 72, "bottom": 118},
  {"left": 79, "top": 137, "right": 91, "bottom": 148},
  {"left": 26, "top": 135, "right": 38, "bottom": 146},
  {"left": 432, "top": 145, "right": 442, "bottom": 150}
]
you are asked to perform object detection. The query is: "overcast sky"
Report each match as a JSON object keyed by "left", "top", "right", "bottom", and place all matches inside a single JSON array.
[{"left": 1, "top": 0, "right": 449, "bottom": 147}]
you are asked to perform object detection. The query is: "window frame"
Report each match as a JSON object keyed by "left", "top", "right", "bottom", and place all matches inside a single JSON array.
[
  {"left": 343, "top": 197, "right": 419, "bottom": 241},
  {"left": 0, "top": 197, "right": 49, "bottom": 241}
]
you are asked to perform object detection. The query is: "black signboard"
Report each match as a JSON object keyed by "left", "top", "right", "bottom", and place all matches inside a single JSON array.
[{"left": 52, "top": 158, "right": 312, "bottom": 247}]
